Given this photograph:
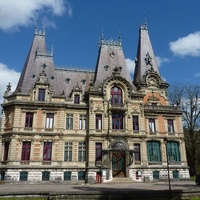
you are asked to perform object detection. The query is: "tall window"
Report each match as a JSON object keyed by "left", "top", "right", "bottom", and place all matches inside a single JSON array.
[
  {"left": 79, "top": 114, "right": 86, "bottom": 130},
  {"left": 112, "top": 113, "right": 123, "bottom": 129},
  {"left": 96, "top": 114, "right": 102, "bottom": 130},
  {"left": 167, "top": 119, "right": 174, "bottom": 133},
  {"left": 64, "top": 142, "right": 73, "bottom": 161},
  {"left": 66, "top": 114, "right": 73, "bottom": 129},
  {"left": 133, "top": 115, "right": 139, "bottom": 131},
  {"left": 149, "top": 118, "right": 156, "bottom": 133},
  {"left": 43, "top": 142, "right": 52, "bottom": 161},
  {"left": 78, "top": 142, "right": 86, "bottom": 161},
  {"left": 46, "top": 113, "right": 54, "bottom": 129},
  {"left": 134, "top": 143, "right": 141, "bottom": 161},
  {"left": 95, "top": 143, "right": 102, "bottom": 161},
  {"left": 166, "top": 142, "right": 180, "bottom": 162},
  {"left": 3, "top": 142, "right": 10, "bottom": 161},
  {"left": 74, "top": 94, "right": 80, "bottom": 104},
  {"left": 21, "top": 142, "right": 31, "bottom": 161},
  {"left": 147, "top": 141, "right": 161, "bottom": 162},
  {"left": 38, "top": 88, "right": 45, "bottom": 101},
  {"left": 110, "top": 86, "right": 122, "bottom": 104},
  {"left": 25, "top": 112, "right": 33, "bottom": 128}
]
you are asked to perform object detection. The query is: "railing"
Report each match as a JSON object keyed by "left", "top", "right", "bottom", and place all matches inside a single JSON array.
[
  {"left": 111, "top": 103, "right": 124, "bottom": 108},
  {"left": 95, "top": 161, "right": 102, "bottom": 166},
  {"left": 144, "top": 105, "right": 181, "bottom": 111}
]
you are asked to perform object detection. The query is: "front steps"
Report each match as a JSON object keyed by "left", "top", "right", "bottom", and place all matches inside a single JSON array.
[{"left": 106, "top": 177, "right": 135, "bottom": 183}]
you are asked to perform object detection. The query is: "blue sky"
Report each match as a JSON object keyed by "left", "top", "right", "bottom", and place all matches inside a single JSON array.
[{"left": 0, "top": 0, "right": 200, "bottom": 104}]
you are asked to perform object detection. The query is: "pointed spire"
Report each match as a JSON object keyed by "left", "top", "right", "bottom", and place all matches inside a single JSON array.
[{"left": 133, "top": 22, "right": 167, "bottom": 89}]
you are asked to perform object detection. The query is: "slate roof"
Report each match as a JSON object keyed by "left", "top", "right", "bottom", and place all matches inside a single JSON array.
[
  {"left": 93, "top": 34, "right": 133, "bottom": 88},
  {"left": 12, "top": 24, "right": 167, "bottom": 100},
  {"left": 133, "top": 23, "right": 166, "bottom": 87}
]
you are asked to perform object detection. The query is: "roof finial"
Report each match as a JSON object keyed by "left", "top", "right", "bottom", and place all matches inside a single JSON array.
[
  {"left": 35, "top": 22, "right": 38, "bottom": 35},
  {"left": 101, "top": 28, "right": 104, "bottom": 41},
  {"left": 51, "top": 44, "right": 54, "bottom": 56},
  {"left": 42, "top": 25, "right": 46, "bottom": 36},
  {"left": 99, "top": 28, "right": 104, "bottom": 47},
  {"left": 118, "top": 30, "right": 122, "bottom": 45},
  {"left": 144, "top": 12, "right": 148, "bottom": 30}
]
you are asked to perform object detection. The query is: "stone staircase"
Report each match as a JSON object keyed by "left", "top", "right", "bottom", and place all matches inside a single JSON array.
[{"left": 106, "top": 177, "right": 135, "bottom": 183}]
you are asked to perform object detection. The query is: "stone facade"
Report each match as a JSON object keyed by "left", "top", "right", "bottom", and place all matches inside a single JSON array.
[{"left": 0, "top": 24, "right": 190, "bottom": 183}]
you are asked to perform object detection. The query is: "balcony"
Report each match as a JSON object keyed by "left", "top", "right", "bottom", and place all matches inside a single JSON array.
[
  {"left": 95, "top": 161, "right": 102, "bottom": 167},
  {"left": 144, "top": 105, "right": 181, "bottom": 114},
  {"left": 109, "top": 103, "right": 127, "bottom": 112}
]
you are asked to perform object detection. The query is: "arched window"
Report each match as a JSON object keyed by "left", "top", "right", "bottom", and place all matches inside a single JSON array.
[{"left": 110, "top": 86, "right": 122, "bottom": 104}]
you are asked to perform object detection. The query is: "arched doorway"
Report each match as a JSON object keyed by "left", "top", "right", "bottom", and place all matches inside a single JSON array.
[
  {"left": 112, "top": 151, "right": 126, "bottom": 177},
  {"left": 110, "top": 140, "right": 128, "bottom": 178}
]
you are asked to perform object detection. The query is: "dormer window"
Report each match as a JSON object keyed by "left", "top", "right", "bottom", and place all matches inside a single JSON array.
[
  {"left": 111, "top": 86, "right": 122, "bottom": 104},
  {"left": 31, "top": 74, "right": 36, "bottom": 79},
  {"left": 104, "top": 65, "right": 109, "bottom": 71},
  {"left": 38, "top": 88, "right": 45, "bottom": 101},
  {"left": 65, "top": 78, "right": 71, "bottom": 84},
  {"left": 81, "top": 79, "right": 86, "bottom": 85},
  {"left": 110, "top": 51, "right": 115, "bottom": 58},
  {"left": 74, "top": 94, "right": 80, "bottom": 104}
]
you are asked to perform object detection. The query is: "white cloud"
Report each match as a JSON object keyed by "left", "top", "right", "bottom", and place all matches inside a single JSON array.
[
  {"left": 169, "top": 32, "right": 200, "bottom": 57},
  {"left": 0, "top": 0, "right": 72, "bottom": 31},
  {"left": 194, "top": 73, "right": 200, "bottom": 77},
  {"left": 0, "top": 63, "right": 20, "bottom": 105},
  {"left": 125, "top": 58, "right": 135, "bottom": 74},
  {"left": 156, "top": 56, "right": 170, "bottom": 67}
]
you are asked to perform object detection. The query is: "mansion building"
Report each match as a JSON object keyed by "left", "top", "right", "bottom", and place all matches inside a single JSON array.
[{"left": 0, "top": 24, "right": 190, "bottom": 183}]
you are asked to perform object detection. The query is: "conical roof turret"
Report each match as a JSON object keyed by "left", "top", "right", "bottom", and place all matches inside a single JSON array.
[
  {"left": 14, "top": 27, "right": 55, "bottom": 94},
  {"left": 133, "top": 23, "right": 167, "bottom": 89},
  {"left": 93, "top": 34, "right": 133, "bottom": 88}
]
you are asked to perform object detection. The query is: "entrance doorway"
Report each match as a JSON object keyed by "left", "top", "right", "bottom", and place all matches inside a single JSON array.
[{"left": 112, "top": 151, "right": 126, "bottom": 177}]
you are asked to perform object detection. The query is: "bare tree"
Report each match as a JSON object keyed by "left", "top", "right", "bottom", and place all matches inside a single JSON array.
[{"left": 168, "top": 83, "right": 200, "bottom": 176}]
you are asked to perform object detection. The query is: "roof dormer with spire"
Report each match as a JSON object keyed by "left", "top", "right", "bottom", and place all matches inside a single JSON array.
[
  {"left": 14, "top": 27, "right": 56, "bottom": 96},
  {"left": 93, "top": 32, "right": 133, "bottom": 88}
]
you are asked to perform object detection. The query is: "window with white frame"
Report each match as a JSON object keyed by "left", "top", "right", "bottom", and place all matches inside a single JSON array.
[
  {"left": 43, "top": 142, "right": 52, "bottom": 161},
  {"left": 78, "top": 142, "right": 86, "bottom": 161},
  {"left": 96, "top": 114, "right": 102, "bottom": 130},
  {"left": 149, "top": 118, "right": 156, "bottom": 133},
  {"left": 64, "top": 142, "right": 73, "bottom": 161},
  {"left": 167, "top": 119, "right": 174, "bottom": 133},
  {"left": 79, "top": 114, "right": 86, "bottom": 130},
  {"left": 66, "top": 114, "right": 73, "bottom": 129},
  {"left": 46, "top": 113, "right": 54, "bottom": 129}
]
